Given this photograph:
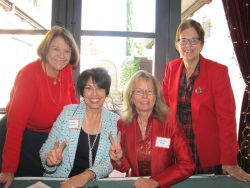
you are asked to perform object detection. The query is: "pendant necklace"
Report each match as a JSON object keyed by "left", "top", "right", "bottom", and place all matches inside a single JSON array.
[
  {"left": 138, "top": 116, "right": 147, "bottom": 133},
  {"left": 53, "top": 77, "right": 61, "bottom": 85},
  {"left": 44, "top": 63, "right": 62, "bottom": 105},
  {"left": 85, "top": 112, "right": 102, "bottom": 167}
]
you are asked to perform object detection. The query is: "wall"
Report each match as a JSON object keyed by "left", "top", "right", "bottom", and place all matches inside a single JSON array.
[{"left": 191, "top": 0, "right": 245, "bottom": 134}]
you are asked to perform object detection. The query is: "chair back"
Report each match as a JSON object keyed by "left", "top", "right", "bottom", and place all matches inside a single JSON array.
[{"left": 0, "top": 115, "right": 7, "bottom": 172}]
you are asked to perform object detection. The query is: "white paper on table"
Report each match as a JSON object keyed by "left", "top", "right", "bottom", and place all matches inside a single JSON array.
[
  {"left": 99, "top": 176, "right": 150, "bottom": 181},
  {"left": 26, "top": 181, "right": 51, "bottom": 188}
]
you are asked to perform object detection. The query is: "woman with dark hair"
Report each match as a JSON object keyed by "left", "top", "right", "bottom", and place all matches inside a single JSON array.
[
  {"left": 109, "top": 70, "right": 195, "bottom": 188},
  {"left": 0, "top": 26, "right": 80, "bottom": 188},
  {"left": 40, "top": 67, "right": 120, "bottom": 188}
]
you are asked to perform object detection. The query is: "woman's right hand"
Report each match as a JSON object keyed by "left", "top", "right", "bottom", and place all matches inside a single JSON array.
[
  {"left": 109, "top": 131, "right": 123, "bottom": 165},
  {"left": 0, "top": 172, "right": 14, "bottom": 188},
  {"left": 46, "top": 140, "right": 67, "bottom": 166}
]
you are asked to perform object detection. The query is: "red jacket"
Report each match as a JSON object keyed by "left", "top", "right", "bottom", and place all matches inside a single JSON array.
[
  {"left": 112, "top": 115, "right": 195, "bottom": 188},
  {"left": 162, "top": 55, "right": 239, "bottom": 168}
]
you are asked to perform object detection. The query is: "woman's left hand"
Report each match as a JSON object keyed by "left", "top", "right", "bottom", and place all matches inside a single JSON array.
[
  {"left": 59, "top": 170, "right": 95, "bottom": 188},
  {"left": 222, "top": 165, "right": 250, "bottom": 182},
  {"left": 109, "top": 131, "right": 123, "bottom": 165},
  {"left": 134, "top": 177, "right": 159, "bottom": 188}
]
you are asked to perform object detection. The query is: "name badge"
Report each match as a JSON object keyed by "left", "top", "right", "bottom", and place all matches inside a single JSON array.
[
  {"left": 68, "top": 118, "right": 80, "bottom": 130},
  {"left": 155, "top": 137, "right": 170, "bottom": 148}
]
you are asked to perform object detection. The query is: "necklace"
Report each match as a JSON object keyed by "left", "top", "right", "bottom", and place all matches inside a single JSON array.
[
  {"left": 44, "top": 63, "right": 62, "bottom": 105},
  {"left": 44, "top": 63, "right": 61, "bottom": 85},
  {"left": 53, "top": 77, "right": 61, "bottom": 85},
  {"left": 137, "top": 116, "right": 147, "bottom": 133},
  {"left": 85, "top": 112, "right": 102, "bottom": 167}
]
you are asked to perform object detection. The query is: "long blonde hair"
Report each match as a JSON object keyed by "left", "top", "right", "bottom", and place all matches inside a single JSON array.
[{"left": 121, "top": 70, "right": 168, "bottom": 124}]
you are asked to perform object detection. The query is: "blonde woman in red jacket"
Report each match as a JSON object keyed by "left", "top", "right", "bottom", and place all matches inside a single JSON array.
[
  {"left": 162, "top": 19, "right": 250, "bottom": 181},
  {"left": 109, "top": 70, "right": 195, "bottom": 188}
]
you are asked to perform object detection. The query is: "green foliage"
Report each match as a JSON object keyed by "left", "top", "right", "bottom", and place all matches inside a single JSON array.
[
  {"left": 126, "top": 0, "right": 133, "bottom": 56},
  {"left": 120, "top": 58, "right": 140, "bottom": 88},
  {"left": 133, "top": 41, "right": 144, "bottom": 57},
  {"left": 33, "top": 0, "right": 39, "bottom": 8},
  {"left": 120, "top": 0, "right": 143, "bottom": 89}
]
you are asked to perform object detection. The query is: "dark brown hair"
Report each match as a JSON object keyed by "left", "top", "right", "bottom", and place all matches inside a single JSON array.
[
  {"left": 176, "top": 19, "right": 205, "bottom": 44},
  {"left": 77, "top": 67, "right": 111, "bottom": 97}
]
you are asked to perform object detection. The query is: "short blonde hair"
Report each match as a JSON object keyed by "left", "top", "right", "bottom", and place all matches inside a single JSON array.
[
  {"left": 37, "top": 25, "right": 80, "bottom": 66},
  {"left": 121, "top": 70, "right": 168, "bottom": 124}
]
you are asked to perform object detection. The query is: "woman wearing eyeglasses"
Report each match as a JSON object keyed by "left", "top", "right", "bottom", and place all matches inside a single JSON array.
[
  {"left": 109, "top": 70, "right": 195, "bottom": 188},
  {"left": 162, "top": 19, "right": 250, "bottom": 181}
]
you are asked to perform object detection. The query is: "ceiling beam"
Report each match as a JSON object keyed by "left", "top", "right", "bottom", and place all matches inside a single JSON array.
[{"left": 182, "top": 0, "right": 212, "bottom": 20}]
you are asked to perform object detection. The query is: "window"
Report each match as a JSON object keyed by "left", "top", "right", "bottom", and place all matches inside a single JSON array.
[
  {"left": 0, "top": 0, "right": 180, "bottom": 114},
  {"left": 81, "top": 0, "right": 155, "bottom": 32},
  {"left": 0, "top": 0, "right": 52, "bottom": 115},
  {"left": 0, "top": 34, "right": 44, "bottom": 110},
  {"left": 203, "top": 18, "right": 211, "bottom": 39}
]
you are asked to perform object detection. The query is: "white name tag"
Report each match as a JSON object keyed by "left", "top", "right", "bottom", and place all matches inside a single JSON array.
[
  {"left": 155, "top": 137, "right": 170, "bottom": 148},
  {"left": 68, "top": 118, "right": 80, "bottom": 130}
]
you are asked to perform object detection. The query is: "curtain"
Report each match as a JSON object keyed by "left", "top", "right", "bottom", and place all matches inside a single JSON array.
[{"left": 222, "top": 0, "right": 250, "bottom": 172}]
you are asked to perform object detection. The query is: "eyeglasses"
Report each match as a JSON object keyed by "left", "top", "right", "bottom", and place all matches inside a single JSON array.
[
  {"left": 177, "top": 38, "right": 201, "bottom": 45},
  {"left": 132, "top": 89, "right": 156, "bottom": 95}
]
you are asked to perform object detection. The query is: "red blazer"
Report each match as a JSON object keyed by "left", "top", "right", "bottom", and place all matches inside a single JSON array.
[
  {"left": 162, "top": 55, "right": 239, "bottom": 168},
  {"left": 112, "top": 115, "right": 195, "bottom": 188}
]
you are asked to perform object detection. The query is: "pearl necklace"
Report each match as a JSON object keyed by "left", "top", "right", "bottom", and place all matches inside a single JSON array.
[
  {"left": 85, "top": 112, "right": 102, "bottom": 167},
  {"left": 44, "top": 63, "right": 62, "bottom": 105}
]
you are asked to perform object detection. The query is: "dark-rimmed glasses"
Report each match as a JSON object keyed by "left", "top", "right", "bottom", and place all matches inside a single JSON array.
[{"left": 177, "top": 38, "right": 201, "bottom": 45}]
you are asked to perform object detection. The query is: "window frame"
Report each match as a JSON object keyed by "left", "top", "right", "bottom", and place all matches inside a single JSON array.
[{"left": 0, "top": 0, "right": 181, "bottom": 113}]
